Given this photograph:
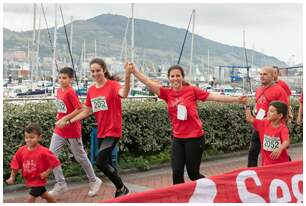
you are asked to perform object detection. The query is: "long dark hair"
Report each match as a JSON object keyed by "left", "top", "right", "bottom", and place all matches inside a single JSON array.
[
  {"left": 89, "top": 58, "right": 120, "bottom": 81},
  {"left": 167, "top": 65, "right": 190, "bottom": 86}
]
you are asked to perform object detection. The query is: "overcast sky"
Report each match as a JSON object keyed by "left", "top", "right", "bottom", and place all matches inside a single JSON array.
[{"left": 3, "top": 3, "right": 303, "bottom": 64}]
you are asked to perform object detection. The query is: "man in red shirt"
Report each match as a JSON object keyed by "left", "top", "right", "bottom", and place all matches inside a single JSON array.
[
  {"left": 248, "top": 66, "right": 288, "bottom": 167},
  {"left": 273, "top": 66, "right": 292, "bottom": 120}
]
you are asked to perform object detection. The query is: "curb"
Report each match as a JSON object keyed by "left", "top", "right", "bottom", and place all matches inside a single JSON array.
[{"left": 3, "top": 142, "right": 303, "bottom": 193}]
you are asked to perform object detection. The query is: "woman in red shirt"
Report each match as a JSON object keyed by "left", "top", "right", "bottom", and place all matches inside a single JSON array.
[
  {"left": 68, "top": 58, "right": 132, "bottom": 197},
  {"left": 131, "top": 64, "right": 246, "bottom": 184}
]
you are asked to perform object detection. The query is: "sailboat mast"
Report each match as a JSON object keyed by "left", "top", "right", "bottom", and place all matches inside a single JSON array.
[
  {"left": 70, "top": 16, "right": 73, "bottom": 56},
  {"left": 190, "top": 9, "right": 195, "bottom": 81},
  {"left": 31, "top": 3, "right": 37, "bottom": 82},
  {"left": 131, "top": 3, "right": 135, "bottom": 90},
  {"left": 52, "top": 3, "right": 58, "bottom": 95}
]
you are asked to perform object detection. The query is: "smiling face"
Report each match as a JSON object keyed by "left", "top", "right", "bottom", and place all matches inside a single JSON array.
[
  {"left": 267, "top": 105, "right": 283, "bottom": 122},
  {"left": 24, "top": 132, "right": 41, "bottom": 149},
  {"left": 58, "top": 73, "right": 73, "bottom": 89},
  {"left": 168, "top": 68, "right": 184, "bottom": 90},
  {"left": 90, "top": 63, "right": 106, "bottom": 84}
]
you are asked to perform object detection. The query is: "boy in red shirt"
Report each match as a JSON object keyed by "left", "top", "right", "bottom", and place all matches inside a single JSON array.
[
  {"left": 49, "top": 67, "right": 102, "bottom": 197},
  {"left": 6, "top": 123, "right": 60, "bottom": 203},
  {"left": 245, "top": 101, "right": 290, "bottom": 166}
]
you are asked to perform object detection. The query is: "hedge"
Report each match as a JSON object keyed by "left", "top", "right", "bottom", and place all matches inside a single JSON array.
[{"left": 3, "top": 98, "right": 302, "bottom": 181}]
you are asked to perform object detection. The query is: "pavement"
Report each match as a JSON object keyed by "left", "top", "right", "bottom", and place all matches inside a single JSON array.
[{"left": 3, "top": 144, "right": 303, "bottom": 203}]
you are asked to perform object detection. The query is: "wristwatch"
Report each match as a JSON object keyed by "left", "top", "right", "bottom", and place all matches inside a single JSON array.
[{"left": 244, "top": 105, "right": 250, "bottom": 109}]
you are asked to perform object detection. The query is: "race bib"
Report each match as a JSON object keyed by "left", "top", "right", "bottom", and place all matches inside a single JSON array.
[
  {"left": 256, "top": 108, "right": 266, "bottom": 120},
  {"left": 263, "top": 135, "right": 281, "bottom": 152},
  {"left": 177, "top": 104, "right": 187, "bottom": 120},
  {"left": 55, "top": 99, "right": 67, "bottom": 113},
  {"left": 91, "top": 96, "right": 108, "bottom": 112}
]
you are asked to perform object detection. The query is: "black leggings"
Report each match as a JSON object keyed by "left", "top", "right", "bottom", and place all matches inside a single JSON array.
[
  {"left": 247, "top": 129, "right": 261, "bottom": 167},
  {"left": 96, "top": 137, "right": 123, "bottom": 189},
  {"left": 171, "top": 136, "right": 205, "bottom": 184}
]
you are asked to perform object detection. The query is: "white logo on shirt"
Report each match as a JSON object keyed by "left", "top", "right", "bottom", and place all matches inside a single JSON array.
[
  {"left": 23, "top": 160, "right": 37, "bottom": 173},
  {"left": 91, "top": 96, "right": 108, "bottom": 112}
]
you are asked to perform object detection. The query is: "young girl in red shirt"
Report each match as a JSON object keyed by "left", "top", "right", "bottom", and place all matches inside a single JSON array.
[{"left": 67, "top": 58, "right": 132, "bottom": 197}]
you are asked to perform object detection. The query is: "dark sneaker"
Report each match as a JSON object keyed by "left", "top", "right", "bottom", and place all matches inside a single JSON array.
[{"left": 115, "top": 185, "right": 129, "bottom": 198}]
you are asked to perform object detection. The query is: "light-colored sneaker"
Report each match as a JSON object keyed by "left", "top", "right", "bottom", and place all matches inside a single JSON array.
[
  {"left": 49, "top": 182, "right": 68, "bottom": 196},
  {"left": 88, "top": 177, "right": 102, "bottom": 197}
]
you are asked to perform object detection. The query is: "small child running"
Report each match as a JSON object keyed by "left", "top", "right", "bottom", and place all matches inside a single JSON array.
[
  {"left": 6, "top": 123, "right": 60, "bottom": 203},
  {"left": 244, "top": 100, "right": 290, "bottom": 166}
]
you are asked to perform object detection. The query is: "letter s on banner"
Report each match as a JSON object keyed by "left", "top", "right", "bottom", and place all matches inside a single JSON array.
[
  {"left": 188, "top": 178, "right": 217, "bottom": 203},
  {"left": 236, "top": 170, "right": 266, "bottom": 203}
]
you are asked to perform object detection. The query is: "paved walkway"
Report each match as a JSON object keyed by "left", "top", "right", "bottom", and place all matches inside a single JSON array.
[{"left": 3, "top": 145, "right": 303, "bottom": 203}]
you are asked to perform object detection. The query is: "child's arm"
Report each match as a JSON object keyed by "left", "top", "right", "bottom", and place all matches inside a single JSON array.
[
  {"left": 6, "top": 169, "right": 18, "bottom": 185},
  {"left": 245, "top": 105, "right": 254, "bottom": 123},
  {"left": 40, "top": 168, "right": 53, "bottom": 179},
  {"left": 55, "top": 106, "right": 83, "bottom": 128},
  {"left": 270, "top": 139, "right": 290, "bottom": 160}
]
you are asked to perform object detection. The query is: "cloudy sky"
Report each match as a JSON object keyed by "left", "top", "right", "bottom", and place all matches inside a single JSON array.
[{"left": 3, "top": 3, "right": 303, "bottom": 64}]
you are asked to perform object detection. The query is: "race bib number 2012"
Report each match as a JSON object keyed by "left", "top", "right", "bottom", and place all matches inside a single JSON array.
[{"left": 91, "top": 96, "right": 108, "bottom": 112}]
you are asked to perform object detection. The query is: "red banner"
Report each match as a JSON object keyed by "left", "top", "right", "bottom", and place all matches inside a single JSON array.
[{"left": 102, "top": 160, "right": 303, "bottom": 203}]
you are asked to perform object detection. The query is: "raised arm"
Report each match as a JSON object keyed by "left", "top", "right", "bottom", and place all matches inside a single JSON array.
[
  {"left": 131, "top": 64, "right": 161, "bottom": 96},
  {"left": 118, "top": 62, "right": 132, "bottom": 98}
]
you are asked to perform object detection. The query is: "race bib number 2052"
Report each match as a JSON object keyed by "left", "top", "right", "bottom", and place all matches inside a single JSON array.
[
  {"left": 263, "top": 135, "right": 281, "bottom": 152},
  {"left": 91, "top": 96, "right": 108, "bottom": 112}
]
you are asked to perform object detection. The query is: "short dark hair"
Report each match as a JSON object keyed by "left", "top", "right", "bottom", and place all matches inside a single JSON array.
[
  {"left": 59, "top": 67, "right": 75, "bottom": 78},
  {"left": 25, "top": 123, "right": 42, "bottom": 136},
  {"left": 269, "top": 101, "right": 288, "bottom": 120}
]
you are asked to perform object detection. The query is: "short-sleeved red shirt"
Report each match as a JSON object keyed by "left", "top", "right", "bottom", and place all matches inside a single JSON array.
[
  {"left": 85, "top": 80, "right": 122, "bottom": 138},
  {"left": 276, "top": 80, "right": 291, "bottom": 96},
  {"left": 10, "top": 144, "right": 60, "bottom": 187},
  {"left": 54, "top": 87, "right": 82, "bottom": 138},
  {"left": 255, "top": 84, "right": 288, "bottom": 116},
  {"left": 159, "top": 85, "right": 210, "bottom": 138},
  {"left": 253, "top": 119, "right": 289, "bottom": 166}
]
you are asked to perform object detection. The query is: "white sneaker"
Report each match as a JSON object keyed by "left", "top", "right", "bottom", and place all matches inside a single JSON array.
[
  {"left": 88, "top": 177, "right": 102, "bottom": 197},
  {"left": 49, "top": 182, "right": 68, "bottom": 196}
]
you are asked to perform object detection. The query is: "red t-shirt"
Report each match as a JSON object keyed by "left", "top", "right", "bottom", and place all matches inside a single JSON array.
[
  {"left": 54, "top": 87, "right": 82, "bottom": 138},
  {"left": 159, "top": 85, "right": 210, "bottom": 138},
  {"left": 253, "top": 119, "right": 289, "bottom": 166},
  {"left": 300, "top": 92, "right": 303, "bottom": 104},
  {"left": 255, "top": 84, "right": 288, "bottom": 116},
  {"left": 85, "top": 80, "right": 122, "bottom": 138},
  {"left": 10, "top": 144, "right": 60, "bottom": 187},
  {"left": 276, "top": 80, "right": 291, "bottom": 96}
]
